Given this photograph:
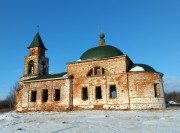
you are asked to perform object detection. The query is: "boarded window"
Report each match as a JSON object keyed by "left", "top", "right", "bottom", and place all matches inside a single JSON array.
[
  {"left": 42, "top": 89, "right": 48, "bottom": 102},
  {"left": 110, "top": 85, "right": 116, "bottom": 99},
  {"left": 96, "top": 86, "right": 102, "bottom": 99},
  {"left": 154, "top": 83, "right": 160, "bottom": 97},
  {"left": 82, "top": 87, "right": 88, "bottom": 100},
  {"left": 54, "top": 89, "right": 60, "bottom": 101},
  {"left": 31, "top": 91, "right": 37, "bottom": 102}
]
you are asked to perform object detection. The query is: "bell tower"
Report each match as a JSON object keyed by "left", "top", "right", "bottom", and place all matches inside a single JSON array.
[{"left": 23, "top": 32, "right": 49, "bottom": 79}]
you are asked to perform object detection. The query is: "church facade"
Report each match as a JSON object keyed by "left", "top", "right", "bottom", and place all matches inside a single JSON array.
[{"left": 16, "top": 33, "right": 165, "bottom": 112}]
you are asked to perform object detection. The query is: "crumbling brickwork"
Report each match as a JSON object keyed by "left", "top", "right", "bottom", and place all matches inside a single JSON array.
[
  {"left": 17, "top": 55, "right": 165, "bottom": 112},
  {"left": 128, "top": 72, "right": 165, "bottom": 109},
  {"left": 66, "top": 56, "right": 165, "bottom": 110},
  {"left": 16, "top": 33, "right": 165, "bottom": 112},
  {"left": 16, "top": 78, "right": 72, "bottom": 112}
]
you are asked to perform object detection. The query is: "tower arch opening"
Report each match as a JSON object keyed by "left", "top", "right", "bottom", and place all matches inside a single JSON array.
[
  {"left": 41, "top": 61, "right": 47, "bottom": 75},
  {"left": 28, "top": 60, "right": 34, "bottom": 74}
]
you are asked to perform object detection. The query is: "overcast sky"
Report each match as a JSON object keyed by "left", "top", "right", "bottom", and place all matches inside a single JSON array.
[{"left": 0, "top": 0, "right": 180, "bottom": 100}]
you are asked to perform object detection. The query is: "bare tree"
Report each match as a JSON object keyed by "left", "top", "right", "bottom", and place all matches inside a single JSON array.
[
  {"left": 5, "top": 82, "right": 18, "bottom": 109},
  {"left": 165, "top": 91, "right": 180, "bottom": 103},
  {"left": 0, "top": 82, "right": 18, "bottom": 112}
]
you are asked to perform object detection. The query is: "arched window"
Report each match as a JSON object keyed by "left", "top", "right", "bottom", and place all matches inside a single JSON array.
[
  {"left": 28, "top": 60, "right": 34, "bottom": 74},
  {"left": 87, "top": 69, "right": 93, "bottom": 76},
  {"left": 87, "top": 66, "right": 107, "bottom": 77},
  {"left": 41, "top": 61, "right": 46, "bottom": 75}
]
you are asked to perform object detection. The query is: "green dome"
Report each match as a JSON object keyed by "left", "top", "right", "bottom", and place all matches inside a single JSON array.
[
  {"left": 129, "top": 64, "right": 156, "bottom": 72},
  {"left": 80, "top": 45, "right": 124, "bottom": 60}
]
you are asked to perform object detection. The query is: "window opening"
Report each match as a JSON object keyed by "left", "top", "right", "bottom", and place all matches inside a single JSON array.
[
  {"left": 87, "top": 69, "right": 93, "bottom": 76},
  {"left": 28, "top": 60, "right": 34, "bottom": 74},
  {"left": 154, "top": 83, "right": 160, "bottom": 97},
  {"left": 31, "top": 91, "right": 37, "bottom": 102},
  {"left": 82, "top": 87, "right": 88, "bottom": 100},
  {"left": 87, "top": 67, "right": 106, "bottom": 77},
  {"left": 110, "top": 85, "right": 116, "bottom": 99},
  {"left": 95, "top": 67, "right": 100, "bottom": 75},
  {"left": 54, "top": 89, "right": 60, "bottom": 101},
  {"left": 42, "top": 89, "right": 48, "bottom": 102},
  {"left": 41, "top": 61, "right": 46, "bottom": 75},
  {"left": 102, "top": 68, "right": 105, "bottom": 75},
  {"left": 96, "top": 86, "right": 102, "bottom": 99}
]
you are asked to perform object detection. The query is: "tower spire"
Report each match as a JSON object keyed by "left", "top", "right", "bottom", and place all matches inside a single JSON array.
[
  {"left": 27, "top": 33, "right": 47, "bottom": 50},
  {"left": 99, "top": 33, "right": 105, "bottom": 46},
  {"left": 37, "top": 25, "right": 39, "bottom": 33}
]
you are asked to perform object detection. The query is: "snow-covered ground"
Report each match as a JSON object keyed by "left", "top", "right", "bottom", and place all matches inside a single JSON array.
[{"left": 0, "top": 109, "right": 180, "bottom": 133}]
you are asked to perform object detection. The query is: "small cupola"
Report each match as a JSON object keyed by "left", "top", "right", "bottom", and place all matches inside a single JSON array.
[{"left": 99, "top": 33, "right": 106, "bottom": 46}]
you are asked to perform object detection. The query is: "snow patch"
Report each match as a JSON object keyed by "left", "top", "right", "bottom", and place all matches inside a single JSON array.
[
  {"left": 0, "top": 110, "right": 180, "bottom": 133},
  {"left": 130, "top": 66, "right": 145, "bottom": 72},
  {"left": 63, "top": 74, "right": 67, "bottom": 77},
  {"left": 0, "top": 114, "right": 8, "bottom": 120},
  {"left": 169, "top": 101, "right": 177, "bottom": 104}
]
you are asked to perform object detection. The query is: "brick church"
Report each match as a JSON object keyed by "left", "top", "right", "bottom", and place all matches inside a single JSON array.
[{"left": 16, "top": 33, "right": 165, "bottom": 112}]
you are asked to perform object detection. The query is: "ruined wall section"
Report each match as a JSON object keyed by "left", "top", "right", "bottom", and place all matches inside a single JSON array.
[
  {"left": 67, "top": 56, "right": 131, "bottom": 110},
  {"left": 16, "top": 78, "right": 71, "bottom": 112},
  {"left": 16, "top": 82, "right": 24, "bottom": 112},
  {"left": 128, "top": 72, "right": 165, "bottom": 109}
]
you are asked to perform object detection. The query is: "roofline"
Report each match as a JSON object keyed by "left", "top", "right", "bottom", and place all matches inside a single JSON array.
[
  {"left": 67, "top": 55, "right": 133, "bottom": 64},
  {"left": 22, "top": 76, "right": 70, "bottom": 83},
  {"left": 128, "top": 71, "right": 164, "bottom": 76},
  {"left": 27, "top": 46, "right": 48, "bottom": 50}
]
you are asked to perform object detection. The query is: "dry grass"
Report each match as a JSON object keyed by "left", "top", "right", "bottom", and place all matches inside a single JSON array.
[{"left": 0, "top": 108, "right": 14, "bottom": 113}]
